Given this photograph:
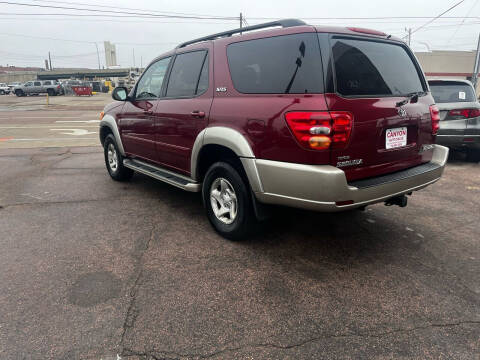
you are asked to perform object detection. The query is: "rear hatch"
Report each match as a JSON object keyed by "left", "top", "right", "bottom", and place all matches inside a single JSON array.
[
  {"left": 428, "top": 80, "right": 480, "bottom": 138},
  {"left": 323, "top": 35, "right": 435, "bottom": 181}
]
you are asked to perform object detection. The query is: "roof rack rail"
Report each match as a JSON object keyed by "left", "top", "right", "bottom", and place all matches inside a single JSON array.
[{"left": 177, "top": 18, "right": 307, "bottom": 48}]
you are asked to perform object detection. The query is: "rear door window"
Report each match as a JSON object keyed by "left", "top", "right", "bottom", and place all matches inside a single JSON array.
[
  {"left": 227, "top": 33, "right": 324, "bottom": 94},
  {"left": 429, "top": 81, "right": 476, "bottom": 103},
  {"left": 166, "top": 50, "right": 207, "bottom": 97},
  {"left": 196, "top": 54, "right": 209, "bottom": 95},
  {"left": 331, "top": 38, "right": 425, "bottom": 97},
  {"left": 43, "top": 81, "right": 51, "bottom": 85}
]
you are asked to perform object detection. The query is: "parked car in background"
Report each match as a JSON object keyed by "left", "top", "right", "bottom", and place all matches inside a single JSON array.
[
  {"left": 14, "top": 80, "right": 63, "bottom": 97},
  {"left": 100, "top": 19, "right": 448, "bottom": 239},
  {"left": 8, "top": 82, "right": 21, "bottom": 92},
  {"left": 428, "top": 79, "right": 480, "bottom": 161},
  {"left": 42, "top": 80, "right": 64, "bottom": 95},
  {"left": 0, "top": 83, "right": 11, "bottom": 95}
]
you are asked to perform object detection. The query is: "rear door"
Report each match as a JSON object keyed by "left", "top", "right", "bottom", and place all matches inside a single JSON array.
[
  {"left": 153, "top": 48, "right": 213, "bottom": 174},
  {"left": 324, "top": 35, "right": 432, "bottom": 181},
  {"left": 33, "top": 81, "right": 42, "bottom": 94}
]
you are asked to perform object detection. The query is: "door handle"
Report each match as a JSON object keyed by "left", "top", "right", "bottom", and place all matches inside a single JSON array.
[
  {"left": 144, "top": 109, "right": 153, "bottom": 115},
  {"left": 191, "top": 110, "right": 205, "bottom": 118}
]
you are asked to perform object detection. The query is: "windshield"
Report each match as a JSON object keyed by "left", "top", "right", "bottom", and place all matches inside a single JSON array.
[
  {"left": 331, "top": 38, "right": 425, "bottom": 97},
  {"left": 429, "top": 81, "right": 477, "bottom": 103}
]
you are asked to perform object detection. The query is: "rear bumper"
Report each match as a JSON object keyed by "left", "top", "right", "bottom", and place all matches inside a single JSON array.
[
  {"left": 436, "top": 134, "right": 480, "bottom": 148},
  {"left": 251, "top": 145, "right": 449, "bottom": 212}
]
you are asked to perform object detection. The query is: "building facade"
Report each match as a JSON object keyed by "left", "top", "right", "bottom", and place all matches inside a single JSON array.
[{"left": 415, "top": 50, "right": 479, "bottom": 95}]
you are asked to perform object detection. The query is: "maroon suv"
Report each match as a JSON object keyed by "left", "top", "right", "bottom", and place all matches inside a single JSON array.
[{"left": 99, "top": 19, "right": 448, "bottom": 239}]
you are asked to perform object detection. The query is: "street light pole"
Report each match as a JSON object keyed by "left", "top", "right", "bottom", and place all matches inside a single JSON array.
[
  {"left": 472, "top": 33, "right": 480, "bottom": 90},
  {"left": 94, "top": 42, "right": 101, "bottom": 69}
]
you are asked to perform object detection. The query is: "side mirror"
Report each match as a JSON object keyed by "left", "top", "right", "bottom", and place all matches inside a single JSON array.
[{"left": 112, "top": 86, "right": 129, "bottom": 101}]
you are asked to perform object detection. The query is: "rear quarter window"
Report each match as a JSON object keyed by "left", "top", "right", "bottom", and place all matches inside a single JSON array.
[
  {"left": 428, "top": 82, "right": 476, "bottom": 103},
  {"left": 227, "top": 33, "right": 324, "bottom": 94},
  {"left": 331, "top": 37, "right": 425, "bottom": 97}
]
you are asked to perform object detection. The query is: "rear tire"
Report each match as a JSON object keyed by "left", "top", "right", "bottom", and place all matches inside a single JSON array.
[
  {"left": 47, "top": 89, "right": 55, "bottom": 96},
  {"left": 103, "top": 134, "right": 134, "bottom": 181},
  {"left": 0, "top": 90, "right": 4, "bottom": 95},
  {"left": 202, "top": 161, "right": 256, "bottom": 240}
]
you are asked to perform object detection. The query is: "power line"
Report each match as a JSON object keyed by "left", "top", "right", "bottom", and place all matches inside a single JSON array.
[
  {"left": 446, "top": 0, "right": 480, "bottom": 45},
  {"left": 0, "top": 32, "right": 178, "bottom": 45},
  {"left": 248, "top": 16, "right": 480, "bottom": 20},
  {"left": 0, "top": 13, "right": 238, "bottom": 24},
  {"left": 409, "top": 0, "right": 466, "bottom": 36},
  {"left": 0, "top": 1, "right": 239, "bottom": 19},
  {"left": 1, "top": 12, "right": 478, "bottom": 25},
  {"left": 29, "top": 0, "right": 232, "bottom": 18}
]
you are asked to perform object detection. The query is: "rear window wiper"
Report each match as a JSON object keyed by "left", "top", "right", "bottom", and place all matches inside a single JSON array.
[{"left": 396, "top": 91, "right": 426, "bottom": 107}]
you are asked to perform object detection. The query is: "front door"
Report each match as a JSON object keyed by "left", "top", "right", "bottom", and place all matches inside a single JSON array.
[
  {"left": 118, "top": 100, "right": 157, "bottom": 162},
  {"left": 23, "top": 81, "right": 34, "bottom": 94},
  {"left": 153, "top": 49, "right": 212, "bottom": 175},
  {"left": 118, "top": 56, "right": 172, "bottom": 163}
]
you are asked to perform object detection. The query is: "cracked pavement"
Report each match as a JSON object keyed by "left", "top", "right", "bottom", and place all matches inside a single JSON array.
[{"left": 0, "top": 145, "right": 479, "bottom": 359}]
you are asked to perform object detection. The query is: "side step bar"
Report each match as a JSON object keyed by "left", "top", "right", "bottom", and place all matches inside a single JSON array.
[{"left": 123, "top": 158, "right": 201, "bottom": 192}]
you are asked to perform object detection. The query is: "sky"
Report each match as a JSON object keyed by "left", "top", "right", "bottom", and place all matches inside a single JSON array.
[{"left": 0, "top": 0, "right": 479, "bottom": 69}]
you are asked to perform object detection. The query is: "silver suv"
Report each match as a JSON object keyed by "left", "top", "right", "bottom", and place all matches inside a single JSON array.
[
  {"left": 14, "top": 80, "right": 63, "bottom": 97},
  {"left": 429, "top": 79, "right": 480, "bottom": 161}
]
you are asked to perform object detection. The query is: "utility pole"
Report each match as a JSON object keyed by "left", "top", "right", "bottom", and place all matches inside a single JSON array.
[
  {"left": 48, "top": 51, "right": 52, "bottom": 71},
  {"left": 405, "top": 27, "right": 412, "bottom": 46},
  {"left": 240, "top": 12, "right": 243, "bottom": 34},
  {"left": 472, "top": 33, "right": 480, "bottom": 90},
  {"left": 94, "top": 42, "right": 101, "bottom": 69},
  {"left": 132, "top": 48, "right": 136, "bottom": 67}
]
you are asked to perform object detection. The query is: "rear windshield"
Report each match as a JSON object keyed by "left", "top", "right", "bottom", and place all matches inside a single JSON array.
[
  {"left": 429, "top": 81, "right": 476, "bottom": 103},
  {"left": 227, "top": 33, "right": 324, "bottom": 94},
  {"left": 331, "top": 38, "right": 425, "bottom": 97}
]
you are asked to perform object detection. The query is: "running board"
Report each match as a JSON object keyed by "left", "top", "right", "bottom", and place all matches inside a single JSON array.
[{"left": 123, "top": 159, "right": 201, "bottom": 192}]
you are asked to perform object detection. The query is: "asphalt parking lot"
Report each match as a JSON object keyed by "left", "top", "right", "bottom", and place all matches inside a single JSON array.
[{"left": 0, "top": 94, "right": 479, "bottom": 359}]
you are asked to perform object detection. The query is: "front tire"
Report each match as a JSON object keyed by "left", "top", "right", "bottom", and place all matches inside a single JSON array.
[
  {"left": 103, "top": 134, "right": 134, "bottom": 181},
  {"left": 202, "top": 162, "right": 256, "bottom": 240},
  {"left": 15, "top": 89, "right": 24, "bottom": 97}
]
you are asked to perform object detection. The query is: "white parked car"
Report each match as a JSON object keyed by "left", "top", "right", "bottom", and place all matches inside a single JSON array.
[{"left": 0, "top": 83, "right": 11, "bottom": 95}]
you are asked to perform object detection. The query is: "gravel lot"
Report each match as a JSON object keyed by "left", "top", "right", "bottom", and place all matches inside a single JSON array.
[{"left": 0, "top": 95, "right": 479, "bottom": 359}]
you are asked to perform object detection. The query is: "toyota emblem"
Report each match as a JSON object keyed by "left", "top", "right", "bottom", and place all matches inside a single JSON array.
[{"left": 397, "top": 107, "right": 407, "bottom": 117}]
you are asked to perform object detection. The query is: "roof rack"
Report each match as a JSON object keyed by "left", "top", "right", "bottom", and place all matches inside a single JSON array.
[{"left": 177, "top": 19, "right": 307, "bottom": 48}]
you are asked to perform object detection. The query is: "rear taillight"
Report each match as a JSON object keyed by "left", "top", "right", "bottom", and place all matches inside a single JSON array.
[
  {"left": 470, "top": 109, "right": 480, "bottom": 117},
  {"left": 429, "top": 105, "right": 440, "bottom": 135},
  {"left": 448, "top": 108, "right": 480, "bottom": 118},
  {"left": 285, "top": 111, "right": 353, "bottom": 150}
]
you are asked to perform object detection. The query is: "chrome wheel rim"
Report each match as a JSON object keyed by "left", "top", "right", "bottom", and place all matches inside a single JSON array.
[
  {"left": 107, "top": 143, "right": 118, "bottom": 172},
  {"left": 210, "top": 177, "right": 237, "bottom": 224}
]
